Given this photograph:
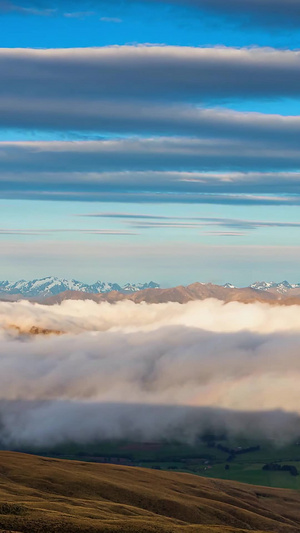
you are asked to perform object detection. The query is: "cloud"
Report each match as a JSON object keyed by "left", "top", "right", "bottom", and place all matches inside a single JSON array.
[
  {"left": 0, "top": 230, "right": 44, "bottom": 235},
  {"left": 203, "top": 231, "right": 246, "bottom": 237},
  {"left": 1, "top": 299, "right": 300, "bottom": 447},
  {"left": 0, "top": 2, "right": 56, "bottom": 16},
  {"left": 0, "top": 47, "right": 299, "bottom": 193},
  {"left": 64, "top": 11, "right": 95, "bottom": 18},
  {"left": 1, "top": 139, "right": 300, "bottom": 173},
  {"left": 80, "top": 212, "right": 300, "bottom": 231},
  {"left": 0, "top": 47, "right": 300, "bottom": 104},
  {"left": 2, "top": 97, "right": 300, "bottom": 148},
  {"left": 0, "top": 229, "right": 138, "bottom": 236},
  {"left": 205, "top": 218, "right": 300, "bottom": 230},
  {"left": 3, "top": 192, "right": 299, "bottom": 205},
  {"left": 127, "top": 217, "right": 300, "bottom": 231},
  {"left": 80, "top": 212, "right": 173, "bottom": 220},
  {"left": 0, "top": 142, "right": 300, "bottom": 203},
  {"left": 100, "top": 16, "right": 122, "bottom": 23}
]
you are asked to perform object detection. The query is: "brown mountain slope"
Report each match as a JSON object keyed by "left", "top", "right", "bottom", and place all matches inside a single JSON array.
[
  {"left": 0, "top": 452, "right": 300, "bottom": 532},
  {"left": 43, "top": 283, "right": 300, "bottom": 305}
]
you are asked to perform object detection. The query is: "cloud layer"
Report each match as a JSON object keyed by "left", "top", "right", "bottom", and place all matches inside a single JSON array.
[
  {"left": 2, "top": 99, "right": 300, "bottom": 147},
  {"left": 0, "top": 141, "right": 299, "bottom": 204},
  {"left": 1, "top": 299, "right": 300, "bottom": 447},
  {"left": 1, "top": 47, "right": 300, "bottom": 103},
  {"left": 0, "top": 47, "right": 299, "bottom": 205},
  {"left": 1, "top": 139, "right": 300, "bottom": 173}
]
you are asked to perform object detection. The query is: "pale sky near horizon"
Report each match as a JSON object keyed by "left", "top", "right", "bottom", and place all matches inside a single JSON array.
[{"left": 0, "top": 0, "right": 299, "bottom": 286}]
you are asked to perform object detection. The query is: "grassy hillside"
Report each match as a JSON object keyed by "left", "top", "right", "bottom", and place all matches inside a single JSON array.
[{"left": 0, "top": 452, "right": 300, "bottom": 532}]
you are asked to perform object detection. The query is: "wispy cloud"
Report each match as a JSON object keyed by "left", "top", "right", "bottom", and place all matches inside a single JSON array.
[
  {"left": 129, "top": 218, "right": 300, "bottom": 231},
  {"left": 100, "top": 16, "right": 122, "bottom": 23},
  {"left": 78, "top": 213, "right": 300, "bottom": 234},
  {"left": 0, "top": 230, "right": 44, "bottom": 235},
  {"left": 0, "top": 229, "right": 138, "bottom": 236},
  {"left": 0, "top": 2, "right": 56, "bottom": 16},
  {"left": 203, "top": 231, "right": 246, "bottom": 237},
  {"left": 78, "top": 212, "right": 173, "bottom": 220},
  {"left": 64, "top": 11, "right": 95, "bottom": 19}
]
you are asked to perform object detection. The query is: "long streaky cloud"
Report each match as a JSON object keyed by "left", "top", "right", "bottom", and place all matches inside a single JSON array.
[
  {"left": 0, "top": 47, "right": 300, "bottom": 104},
  {"left": 1, "top": 139, "right": 300, "bottom": 174},
  {"left": 130, "top": 219, "right": 300, "bottom": 231},
  {"left": 1, "top": 98, "right": 300, "bottom": 147},
  {"left": 0, "top": 229, "right": 138, "bottom": 236},
  {"left": 1, "top": 160, "right": 300, "bottom": 203},
  {"left": 80, "top": 213, "right": 300, "bottom": 231}
]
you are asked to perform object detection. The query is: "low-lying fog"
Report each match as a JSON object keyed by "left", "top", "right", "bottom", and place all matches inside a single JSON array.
[{"left": 0, "top": 299, "right": 300, "bottom": 447}]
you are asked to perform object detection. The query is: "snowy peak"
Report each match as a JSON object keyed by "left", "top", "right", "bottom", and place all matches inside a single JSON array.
[
  {"left": 0, "top": 277, "right": 160, "bottom": 299},
  {"left": 250, "top": 280, "right": 300, "bottom": 293},
  {"left": 223, "top": 283, "right": 236, "bottom": 289},
  {"left": 1, "top": 277, "right": 299, "bottom": 300}
]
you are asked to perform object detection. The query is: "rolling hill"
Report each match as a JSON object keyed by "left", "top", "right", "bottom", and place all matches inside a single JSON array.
[{"left": 0, "top": 452, "right": 300, "bottom": 532}]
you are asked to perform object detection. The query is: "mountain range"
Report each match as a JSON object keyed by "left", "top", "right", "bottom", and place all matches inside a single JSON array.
[
  {"left": 1, "top": 277, "right": 300, "bottom": 305},
  {"left": 0, "top": 277, "right": 159, "bottom": 299}
]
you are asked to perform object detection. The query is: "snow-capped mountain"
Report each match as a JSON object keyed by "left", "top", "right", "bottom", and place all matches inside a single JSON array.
[
  {"left": 223, "top": 283, "right": 236, "bottom": 289},
  {"left": 222, "top": 281, "right": 300, "bottom": 294},
  {"left": 249, "top": 280, "right": 300, "bottom": 293},
  {"left": 0, "top": 277, "right": 160, "bottom": 298},
  {"left": 1, "top": 277, "right": 299, "bottom": 301}
]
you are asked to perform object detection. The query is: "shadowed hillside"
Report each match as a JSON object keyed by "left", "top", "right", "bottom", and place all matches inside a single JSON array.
[{"left": 0, "top": 452, "right": 300, "bottom": 532}]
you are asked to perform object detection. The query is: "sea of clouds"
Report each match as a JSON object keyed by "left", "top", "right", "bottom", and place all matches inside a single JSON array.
[{"left": 0, "top": 299, "right": 300, "bottom": 448}]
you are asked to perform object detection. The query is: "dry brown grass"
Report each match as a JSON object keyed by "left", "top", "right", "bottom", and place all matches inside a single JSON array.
[{"left": 0, "top": 452, "right": 300, "bottom": 532}]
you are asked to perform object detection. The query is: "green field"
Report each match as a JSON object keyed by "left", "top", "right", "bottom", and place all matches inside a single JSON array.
[{"left": 12, "top": 436, "right": 300, "bottom": 490}]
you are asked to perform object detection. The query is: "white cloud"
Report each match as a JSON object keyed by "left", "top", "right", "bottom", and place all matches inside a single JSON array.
[
  {"left": 1, "top": 299, "right": 300, "bottom": 446},
  {"left": 100, "top": 16, "right": 122, "bottom": 23}
]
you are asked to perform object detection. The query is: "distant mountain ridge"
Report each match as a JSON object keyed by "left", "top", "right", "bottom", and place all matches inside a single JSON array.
[
  {"left": 225, "top": 281, "right": 300, "bottom": 292},
  {"left": 1, "top": 277, "right": 300, "bottom": 303},
  {"left": 41, "top": 281, "right": 300, "bottom": 307},
  {"left": 0, "top": 277, "right": 160, "bottom": 299},
  {"left": 249, "top": 280, "right": 300, "bottom": 293}
]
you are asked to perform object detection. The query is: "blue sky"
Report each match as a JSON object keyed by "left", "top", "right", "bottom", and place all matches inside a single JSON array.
[{"left": 0, "top": 0, "right": 299, "bottom": 286}]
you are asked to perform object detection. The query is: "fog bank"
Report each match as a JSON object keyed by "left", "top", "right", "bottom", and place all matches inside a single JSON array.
[
  {"left": 0, "top": 299, "right": 300, "bottom": 446},
  {"left": 1, "top": 298, "right": 300, "bottom": 335}
]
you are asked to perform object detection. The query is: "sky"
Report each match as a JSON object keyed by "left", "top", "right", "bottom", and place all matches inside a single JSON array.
[{"left": 0, "top": 0, "right": 300, "bottom": 286}]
